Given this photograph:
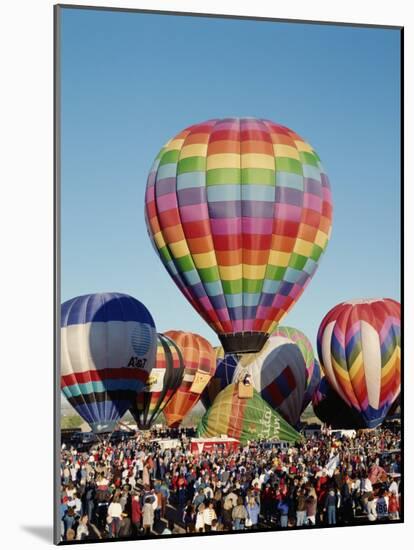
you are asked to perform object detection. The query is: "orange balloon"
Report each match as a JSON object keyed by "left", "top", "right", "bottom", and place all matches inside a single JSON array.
[{"left": 162, "top": 331, "right": 216, "bottom": 427}]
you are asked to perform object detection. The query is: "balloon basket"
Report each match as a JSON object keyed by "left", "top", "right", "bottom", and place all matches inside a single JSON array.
[{"left": 238, "top": 381, "right": 254, "bottom": 399}]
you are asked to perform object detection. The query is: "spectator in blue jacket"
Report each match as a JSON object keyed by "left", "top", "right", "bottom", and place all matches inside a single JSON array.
[
  {"left": 324, "top": 489, "right": 338, "bottom": 525},
  {"left": 277, "top": 497, "right": 289, "bottom": 528}
]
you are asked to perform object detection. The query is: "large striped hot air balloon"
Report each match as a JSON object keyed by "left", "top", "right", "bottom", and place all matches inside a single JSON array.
[
  {"left": 129, "top": 333, "right": 185, "bottom": 429},
  {"left": 145, "top": 118, "right": 333, "bottom": 354},
  {"left": 162, "top": 331, "right": 216, "bottom": 427},
  {"left": 317, "top": 298, "right": 401, "bottom": 428},
  {"left": 61, "top": 293, "right": 157, "bottom": 433}
]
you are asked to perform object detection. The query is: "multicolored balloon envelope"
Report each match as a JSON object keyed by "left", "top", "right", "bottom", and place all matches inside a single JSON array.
[
  {"left": 145, "top": 118, "right": 333, "bottom": 354},
  {"left": 312, "top": 377, "right": 364, "bottom": 429},
  {"left": 201, "top": 326, "right": 319, "bottom": 419},
  {"left": 129, "top": 333, "right": 185, "bottom": 429},
  {"left": 231, "top": 334, "right": 309, "bottom": 426},
  {"left": 200, "top": 346, "right": 239, "bottom": 410},
  {"left": 317, "top": 298, "right": 401, "bottom": 429},
  {"left": 197, "top": 384, "right": 300, "bottom": 445},
  {"left": 61, "top": 293, "right": 157, "bottom": 433},
  {"left": 162, "top": 331, "right": 216, "bottom": 427},
  {"left": 272, "top": 326, "right": 321, "bottom": 411}
]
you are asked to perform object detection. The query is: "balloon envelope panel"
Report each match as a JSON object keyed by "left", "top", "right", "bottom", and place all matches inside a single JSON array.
[
  {"left": 272, "top": 326, "right": 321, "bottom": 410},
  {"left": 145, "top": 118, "right": 333, "bottom": 353},
  {"left": 303, "top": 359, "right": 322, "bottom": 408},
  {"left": 317, "top": 298, "right": 400, "bottom": 428},
  {"left": 162, "top": 331, "right": 216, "bottom": 427},
  {"left": 200, "top": 346, "right": 239, "bottom": 410},
  {"left": 61, "top": 293, "right": 157, "bottom": 433},
  {"left": 198, "top": 384, "right": 300, "bottom": 444},
  {"left": 234, "top": 335, "right": 308, "bottom": 426},
  {"left": 129, "top": 333, "right": 185, "bottom": 429}
]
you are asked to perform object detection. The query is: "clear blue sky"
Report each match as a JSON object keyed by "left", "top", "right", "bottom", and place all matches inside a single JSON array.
[{"left": 60, "top": 7, "right": 401, "bottom": 349}]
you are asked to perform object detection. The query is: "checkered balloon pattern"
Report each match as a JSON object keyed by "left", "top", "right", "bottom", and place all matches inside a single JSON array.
[{"left": 145, "top": 118, "right": 332, "bottom": 351}]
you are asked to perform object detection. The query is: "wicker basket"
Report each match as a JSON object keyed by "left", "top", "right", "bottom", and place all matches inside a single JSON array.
[{"left": 238, "top": 381, "right": 253, "bottom": 399}]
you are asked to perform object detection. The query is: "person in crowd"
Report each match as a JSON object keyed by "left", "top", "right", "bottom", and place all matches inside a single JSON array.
[
  {"left": 360, "top": 472, "right": 373, "bottom": 514},
  {"left": 324, "top": 489, "right": 338, "bottom": 525},
  {"left": 340, "top": 477, "right": 353, "bottom": 524},
  {"left": 367, "top": 495, "right": 377, "bottom": 521},
  {"left": 183, "top": 502, "right": 196, "bottom": 533},
  {"left": 277, "top": 495, "right": 289, "bottom": 528},
  {"left": 107, "top": 496, "right": 122, "bottom": 537},
  {"left": 195, "top": 502, "right": 205, "bottom": 533},
  {"left": 203, "top": 501, "right": 217, "bottom": 532},
  {"left": 118, "top": 511, "right": 132, "bottom": 537},
  {"left": 246, "top": 496, "right": 260, "bottom": 528},
  {"left": 305, "top": 492, "right": 317, "bottom": 526},
  {"left": 296, "top": 488, "right": 307, "bottom": 527},
  {"left": 76, "top": 514, "right": 89, "bottom": 540},
  {"left": 62, "top": 507, "right": 77, "bottom": 538},
  {"left": 66, "top": 528, "right": 75, "bottom": 541},
  {"left": 232, "top": 497, "right": 248, "bottom": 530},
  {"left": 376, "top": 489, "right": 389, "bottom": 520},
  {"left": 388, "top": 490, "right": 399, "bottom": 520},
  {"left": 142, "top": 496, "right": 155, "bottom": 535},
  {"left": 131, "top": 492, "right": 142, "bottom": 534}
]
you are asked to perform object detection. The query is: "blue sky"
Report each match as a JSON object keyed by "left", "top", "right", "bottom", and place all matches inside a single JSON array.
[{"left": 60, "top": 7, "right": 401, "bottom": 349}]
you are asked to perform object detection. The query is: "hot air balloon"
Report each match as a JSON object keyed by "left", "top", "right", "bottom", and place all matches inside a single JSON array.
[
  {"left": 145, "top": 118, "right": 333, "bottom": 354},
  {"left": 232, "top": 334, "right": 308, "bottom": 426},
  {"left": 312, "top": 377, "right": 364, "bottom": 429},
  {"left": 272, "top": 326, "right": 321, "bottom": 411},
  {"left": 61, "top": 293, "right": 157, "bottom": 433},
  {"left": 198, "top": 384, "right": 300, "bottom": 444},
  {"left": 201, "top": 328, "right": 317, "bottom": 424},
  {"left": 317, "top": 298, "right": 400, "bottom": 428},
  {"left": 162, "top": 331, "right": 216, "bottom": 427},
  {"left": 129, "top": 333, "right": 185, "bottom": 429},
  {"left": 200, "top": 347, "right": 238, "bottom": 410}
]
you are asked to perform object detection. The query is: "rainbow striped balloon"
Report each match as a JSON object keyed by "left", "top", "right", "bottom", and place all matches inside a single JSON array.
[
  {"left": 317, "top": 298, "right": 400, "bottom": 428},
  {"left": 145, "top": 118, "right": 332, "bottom": 354}
]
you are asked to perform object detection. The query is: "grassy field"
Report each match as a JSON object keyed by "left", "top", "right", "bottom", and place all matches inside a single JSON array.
[{"left": 61, "top": 404, "right": 319, "bottom": 431}]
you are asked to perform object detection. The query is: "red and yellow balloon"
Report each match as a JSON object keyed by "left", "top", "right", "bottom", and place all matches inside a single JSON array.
[{"left": 162, "top": 331, "right": 216, "bottom": 427}]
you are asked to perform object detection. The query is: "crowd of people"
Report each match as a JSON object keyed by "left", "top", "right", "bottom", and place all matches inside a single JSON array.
[{"left": 59, "top": 425, "right": 401, "bottom": 542}]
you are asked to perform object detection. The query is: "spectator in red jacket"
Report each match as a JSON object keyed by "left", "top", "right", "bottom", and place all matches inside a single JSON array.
[{"left": 131, "top": 493, "right": 142, "bottom": 534}]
